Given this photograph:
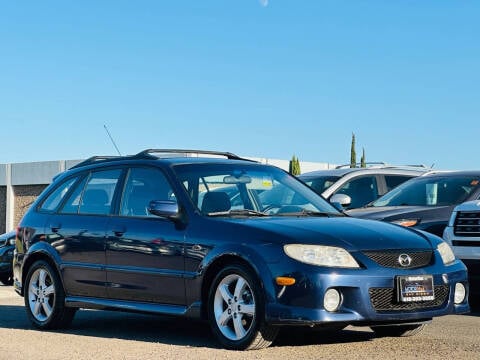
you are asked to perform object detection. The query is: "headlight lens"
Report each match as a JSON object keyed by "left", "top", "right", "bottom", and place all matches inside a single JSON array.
[
  {"left": 284, "top": 244, "right": 360, "bottom": 268},
  {"left": 438, "top": 242, "right": 455, "bottom": 265}
]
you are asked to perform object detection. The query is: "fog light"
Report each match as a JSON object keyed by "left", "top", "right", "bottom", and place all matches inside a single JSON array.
[
  {"left": 324, "top": 288, "right": 341, "bottom": 312},
  {"left": 454, "top": 283, "right": 466, "bottom": 304}
]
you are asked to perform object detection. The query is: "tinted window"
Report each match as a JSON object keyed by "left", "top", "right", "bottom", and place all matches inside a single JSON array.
[
  {"left": 61, "top": 169, "right": 122, "bottom": 215},
  {"left": 335, "top": 176, "right": 378, "bottom": 209},
  {"left": 384, "top": 175, "right": 414, "bottom": 192},
  {"left": 373, "top": 176, "right": 480, "bottom": 207},
  {"left": 120, "top": 167, "right": 176, "bottom": 217},
  {"left": 39, "top": 177, "right": 77, "bottom": 212},
  {"left": 302, "top": 176, "right": 340, "bottom": 194},
  {"left": 61, "top": 176, "right": 88, "bottom": 214}
]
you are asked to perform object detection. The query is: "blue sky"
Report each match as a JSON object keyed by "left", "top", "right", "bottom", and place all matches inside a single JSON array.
[{"left": 1, "top": 1, "right": 479, "bottom": 170}]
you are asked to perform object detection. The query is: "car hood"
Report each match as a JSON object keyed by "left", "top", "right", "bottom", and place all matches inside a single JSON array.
[
  {"left": 346, "top": 205, "right": 452, "bottom": 221},
  {"left": 223, "top": 216, "right": 435, "bottom": 251}
]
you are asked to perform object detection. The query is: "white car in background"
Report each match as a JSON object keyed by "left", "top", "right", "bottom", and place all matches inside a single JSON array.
[
  {"left": 299, "top": 164, "right": 428, "bottom": 210},
  {"left": 443, "top": 200, "right": 480, "bottom": 301}
]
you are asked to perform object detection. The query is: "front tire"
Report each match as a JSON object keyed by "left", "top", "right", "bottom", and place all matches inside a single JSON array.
[
  {"left": 371, "top": 324, "right": 426, "bottom": 337},
  {"left": 207, "top": 263, "right": 278, "bottom": 350},
  {"left": 24, "top": 260, "right": 76, "bottom": 329}
]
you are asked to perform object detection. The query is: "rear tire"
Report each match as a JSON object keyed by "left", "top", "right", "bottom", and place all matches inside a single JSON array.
[
  {"left": 24, "top": 260, "right": 76, "bottom": 329},
  {"left": 371, "top": 324, "right": 426, "bottom": 337},
  {"left": 207, "top": 263, "right": 278, "bottom": 350}
]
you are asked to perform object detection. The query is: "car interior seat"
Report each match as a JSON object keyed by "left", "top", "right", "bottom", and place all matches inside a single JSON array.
[
  {"left": 81, "top": 189, "right": 110, "bottom": 214},
  {"left": 127, "top": 186, "right": 154, "bottom": 216},
  {"left": 201, "top": 192, "right": 231, "bottom": 214}
]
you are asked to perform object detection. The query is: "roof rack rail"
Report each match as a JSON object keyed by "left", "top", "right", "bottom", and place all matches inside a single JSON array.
[
  {"left": 335, "top": 162, "right": 429, "bottom": 170},
  {"left": 382, "top": 164, "right": 429, "bottom": 170},
  {"left": 335, "top": 162, "right": 387, "bottom": 169},
  {"left": 69, "top": 156, "right": 125, "bottom": 169},
  {"left": 68, "top": 149, "right": 257, "bottom": 170},
  {"left": 134, "top": 149, "right": 255, "bottom": 162}
]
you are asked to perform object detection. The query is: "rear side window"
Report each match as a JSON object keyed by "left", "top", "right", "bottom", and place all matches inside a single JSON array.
[
  {"left": 39, "top": 177, "right": 78, "bottom": 212},
  {"left": 60, "top": 169, "right": 122, "bottom": 215},
  {"left": 385, "top": 175, "right": 414, "bottom": 192}
]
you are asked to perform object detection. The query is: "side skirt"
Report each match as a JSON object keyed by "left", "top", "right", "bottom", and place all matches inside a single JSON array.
[{"left": 65, "top": 296, "right": 202, "bottom": 318}]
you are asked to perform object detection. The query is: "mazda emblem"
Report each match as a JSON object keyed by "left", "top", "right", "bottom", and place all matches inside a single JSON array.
[{"left": 398, "top": 254, "right": 412, "bottom": 267}]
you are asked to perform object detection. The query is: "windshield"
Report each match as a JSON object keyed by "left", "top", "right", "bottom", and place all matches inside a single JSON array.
[
  {"left": 173, "top": 163, "right": 340, "bottom": 216},
  {"left": 372, "top": 175, "right": 479, "bottom": 207},
  {"left": 299, "top": 175, "right": 340, "bottom": 195}
]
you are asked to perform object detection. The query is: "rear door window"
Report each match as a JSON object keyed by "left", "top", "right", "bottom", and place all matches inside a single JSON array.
[{"left": 60, "top": 169, "right": 122, "bottom": 215}]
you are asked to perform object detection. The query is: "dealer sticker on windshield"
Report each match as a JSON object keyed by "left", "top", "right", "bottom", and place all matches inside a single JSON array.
[{"left": 397, "top": 275, "right": 434, "bottom": 302}]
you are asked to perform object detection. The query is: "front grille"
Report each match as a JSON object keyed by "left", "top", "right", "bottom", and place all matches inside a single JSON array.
[
  {"left": 369, "top": 285, "right": 449, "bottom": 312},
  {"left": 363, "top": 250, "right": 433, "bottom": 269},
  {"left": 454, "top": 211, "right": 480, "bottom": 236}
]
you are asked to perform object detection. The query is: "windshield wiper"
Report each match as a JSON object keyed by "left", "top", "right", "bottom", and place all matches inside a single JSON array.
[
  {"left": 276, "top": 210, "right": 341, "bottom": 217},
  {"left": 207, "top": 209, "right": 270, "bottom": 217}
]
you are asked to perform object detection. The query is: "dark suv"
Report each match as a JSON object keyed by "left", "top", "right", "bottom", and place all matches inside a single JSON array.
[
  {"left": 0, "top": 231, "right": 16, "bottom": 285},
  {"left": 14, "top": 149, "right": 469, "bottom": 350}
]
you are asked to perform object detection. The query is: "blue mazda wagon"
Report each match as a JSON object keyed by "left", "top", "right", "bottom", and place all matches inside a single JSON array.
[{"left": 13, "top": 149, "right": 469, "bottom": 350}]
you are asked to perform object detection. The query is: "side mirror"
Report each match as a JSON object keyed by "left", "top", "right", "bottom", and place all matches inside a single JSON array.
[
  {"left": 330, "top": 194, "right": 352, "bottom": 208},
  {"left": 148, "top": 200, "right": 180, "bottom": 220}
]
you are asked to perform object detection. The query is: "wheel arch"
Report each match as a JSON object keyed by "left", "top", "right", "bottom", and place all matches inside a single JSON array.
[
  {"left": 21, "top": 248, "right": 64, "bottom": 297},
  {"left": 200, "top": 253, "right": 274, "bottom": 320}
]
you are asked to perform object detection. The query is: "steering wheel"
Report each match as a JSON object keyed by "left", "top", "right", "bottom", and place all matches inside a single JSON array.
[{"left": 262, "top": 204, "right": 283, "bottom": 214}]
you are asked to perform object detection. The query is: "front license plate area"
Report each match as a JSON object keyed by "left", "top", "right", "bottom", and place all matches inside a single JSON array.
[{"left": 397, "top": 275, "right": 434, "bottom": 302}]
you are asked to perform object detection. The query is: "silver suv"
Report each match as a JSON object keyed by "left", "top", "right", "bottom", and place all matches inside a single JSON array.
[
  {"left": 443, "top": 200, "right": 480, "bottom": 299},
  {"left": 299, "top": 164, "right": 429, "bottom": 210}
]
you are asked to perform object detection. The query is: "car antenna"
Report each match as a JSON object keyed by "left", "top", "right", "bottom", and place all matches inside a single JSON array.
[
  {"left": 103, "top": 124, "right": 122, "bottom": 156},
  {"left": 430, "top": 163, "right": 435, "bottom": 169}
]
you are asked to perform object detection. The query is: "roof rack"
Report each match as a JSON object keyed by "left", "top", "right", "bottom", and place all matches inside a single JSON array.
[
  {"left": 69, "top": 156, "right": 126, "bottom": 169},
  {"left": 69, "top": 149, "right": 256, "bottom": 170},
  {"left": 335, "top": 162, "right": 387, "bottom": 169},
  {"left": 135, "top": 149, "right": 255, "bottom": 162},
  {"left": 335, "top": 162, "right": 429, "bottom": 171}
]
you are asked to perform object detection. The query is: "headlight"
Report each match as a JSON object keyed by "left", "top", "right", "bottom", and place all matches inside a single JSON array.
[
  {"left": 284, "top": 244, "right": 360, "bottom": 268},
  {"left": 438, "top": 242, "right": 455, "bottom": 265},
  {"left": 391, "top": 219, "right": 419, "bottom": 227}
]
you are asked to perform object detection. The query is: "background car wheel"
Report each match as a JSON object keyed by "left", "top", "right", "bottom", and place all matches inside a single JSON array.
[
  {"left": 24, "top": 260, "right": 76, "bottom": 329},
  {"left": 207, "top": 263, "right": 278, "bottom": 350},
  {"left": 371, "top": 324, "right": 426, "bottom": 337},
  {"left": 0, "top": 274, "right": 13, "bottom": 285}
]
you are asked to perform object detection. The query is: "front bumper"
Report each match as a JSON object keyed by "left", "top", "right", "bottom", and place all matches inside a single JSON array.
[
  {"left": 265, "top": 260, "right": 469, "bottom": 326},
  {"left": 443, "top": 227, "right": 480, "bottom": 297}
]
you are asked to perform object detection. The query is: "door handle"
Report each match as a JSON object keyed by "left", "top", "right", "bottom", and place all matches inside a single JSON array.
[{"left": 112, "top": 226, "right": 126, "bottom": 237}]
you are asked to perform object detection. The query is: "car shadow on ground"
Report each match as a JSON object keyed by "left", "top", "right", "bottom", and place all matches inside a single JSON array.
[{"left": 0, "top": 304, "right": 380, "bottom": 349}]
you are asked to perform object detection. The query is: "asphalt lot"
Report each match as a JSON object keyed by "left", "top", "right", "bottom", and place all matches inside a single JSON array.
[{"left": 1, "top": 284, "right": 479, "bottom": 360}]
